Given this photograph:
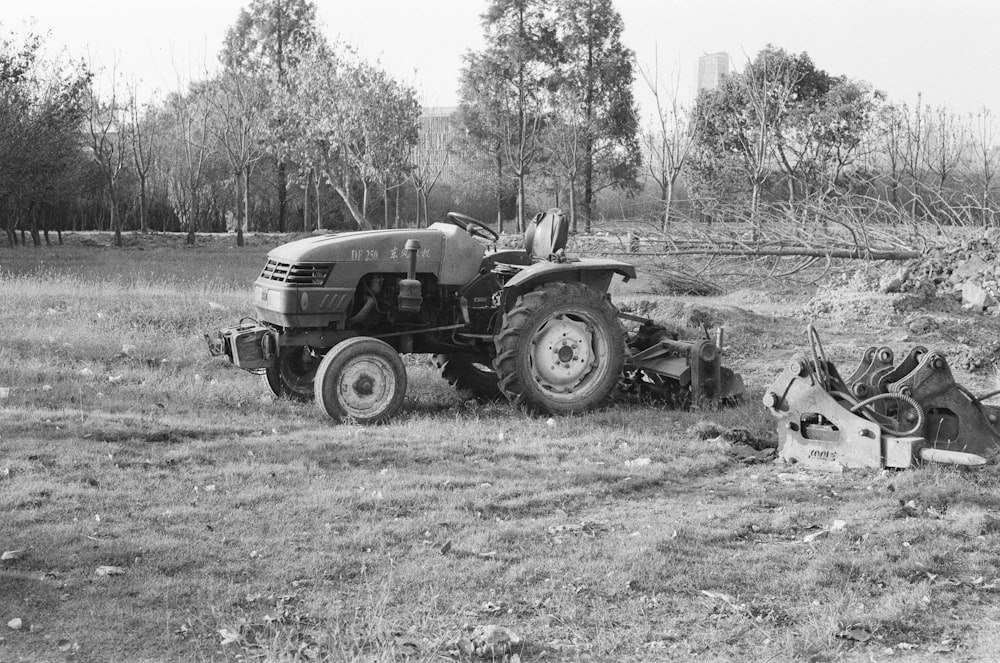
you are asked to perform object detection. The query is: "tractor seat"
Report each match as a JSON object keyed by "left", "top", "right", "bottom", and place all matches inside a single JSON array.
[{"left": 523, "top": 208, "right": 569, "bottom": 262}]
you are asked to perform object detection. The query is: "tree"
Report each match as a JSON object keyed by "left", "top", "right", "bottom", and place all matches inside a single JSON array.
[
  {"left": 969, "top": 108, "right": 1000, "bottom": 220},
  {"left": 348, "top": 64, "right": 420, "bottom": 226},
  {"left": 692, "top": 47, "right": 879, "bottom": 224},
  {"left": 695, "top": 48, "right": 801, "bottom": 222},
  {"left": 553, "top": 0, "right": 640, "bottom": 232},
  {"left": 637, "top": 55, "right": 699, "bottom": 230},
  {"left": 540, "top": 87, "right": 586, "bottom": 231},
  {"left": 875, "top": 103, "right": 907, "bottom": 206},
  {"left": 85, "top": 63, "right": 130, "bottom": 247},
  {"left": 900, "top": 96, "right": 927, "bottom": 219},
  {"left": 0, "top": 30, "right": 90, "bottom": 246},
  {"left": 161, "top": 85, "right": 218, "bottom": 243},
  {"left": 457, "top": 52, "right": 517, "bottom": 233},
  {"left": 273, "top": 44, "right": 419, "bottom": 230},
  {"left": 127, "top": 81, "right": 157, "bottom": 234},
  {"left": 221, "top": 0, "right": 320, "bottom": 233},
  {"left": 788, "top": 78, "right": 882, "bottom": 198},
  {"left": 923, "top": 105, "right": 966, "bottom": 194},
  {"left": 410, "top": 113, "right": 452, "bottom": 228},
  {"left": 461, "top": 0, "right": 556, "bottom": 232},
  {"left": 205, "top": 69, "right": 268, "bottom": 245}
]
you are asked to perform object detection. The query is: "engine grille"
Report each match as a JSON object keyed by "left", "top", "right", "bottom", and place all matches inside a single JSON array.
[{"left": 259, "top": 260, "right": 331, "bottom": 286}]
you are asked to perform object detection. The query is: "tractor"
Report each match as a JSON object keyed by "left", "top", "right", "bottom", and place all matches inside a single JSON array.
[{"left": 207, "top": 209, "right": 742, "bottom": 423}]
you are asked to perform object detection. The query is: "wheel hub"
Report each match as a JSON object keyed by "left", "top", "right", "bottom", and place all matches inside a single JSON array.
[
  {"left": 338, "top": 358, "right": 395, "bottom": 415},
  {"left": 353, "top": 375, "right": 375, "bottom": 396},
  {"left": 530, "top": 314, "right": 597, "bottom": 393}
]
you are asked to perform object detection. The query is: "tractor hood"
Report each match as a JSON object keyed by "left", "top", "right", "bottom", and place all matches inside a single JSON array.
[
  {"left": 263, "top": 222, "right": 486, "bottom": 286},
  {"left": 269, "top": 228, "right": 446, "bottom": 264}
]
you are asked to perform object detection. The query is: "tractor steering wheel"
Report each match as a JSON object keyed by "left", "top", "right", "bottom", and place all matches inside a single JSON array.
[{"left": 446, "top": 212, "right": 500, "bottom": 243}]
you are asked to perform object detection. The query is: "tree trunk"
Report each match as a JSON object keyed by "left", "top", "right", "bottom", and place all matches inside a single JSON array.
[
  {"left": 383, "top": 182, "right": 389, "bottom": 229},
  {"left": 303, "top": 169, "right": 311, "bottom": 232},
  {"left": 139, "top": 176, "right": 149, "bottom": 233},
  {"left": 236, "top": 168, "right": 245, "bottom": 247},
  {"left": 243, "top": 168, "right": 252, "bottom": 235},
  {"left": 661, "top": 180, "right": 674, "bottom": 233},
  {"left": 331, "top": 170, "right": 372, "bottom": 230},
  {"left": 29, "top": 204, "right": 40, "bottom": 246},
  {"left": 582, "top": 141, "right": 593, "bottom": 234},
  {"left": 494, "top": 144, "right": 504, "bottom": 235},
  {"left": 750, "top": 181, "right": 762, "bottom": 240},
  {"left": 671, "top": 246, "right": 921, "bottom": 260},
  {"left": 568, "top": 181, "right": 577, "bottom": 234},
  {"left": 394, "top": 183, "right": 400, "bottom": 229},
  {"left": 516, "top": 173, "right": 525, "bottom": 233},
  {"left": 277, "top": 159, "right": 288, "bottom": 232},
  {"left": 314, "top": 174, "right": 323, "bottom": 231},
  {"left": 109, "top": 189, "right": 122, "bottom": 248},
  {"left": 362, "top": 180, "right": 369, "bottom": 225}
]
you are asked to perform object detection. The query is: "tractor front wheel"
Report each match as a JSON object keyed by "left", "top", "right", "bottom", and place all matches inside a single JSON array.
[
  {"left": 493, "top": 282, "right": 624, "bottom": 414},
  {"left": 265, "top": 346, "right": 320, "bottom": 401},
  {"left": 314, "top": 338, "right": 407, "bottom": 424}
]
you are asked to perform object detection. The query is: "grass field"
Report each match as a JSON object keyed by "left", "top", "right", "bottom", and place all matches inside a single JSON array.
[{"left": 2, "top": 232, "right": 1000, "bottom": 662}]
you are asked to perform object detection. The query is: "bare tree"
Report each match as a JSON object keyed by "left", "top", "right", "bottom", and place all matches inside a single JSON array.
[
  {"left": 923, "top": 105, "right": 966, "bottom": 194},
  {"left": 410, "top": 137, "right": 450, "bottom": 228},
  {"left": 206, "top": 70, "right": 267, "bottom": 246},
  {"left": 127, "top": 80, "right": 156, "bottom": 234},
  {"left": 85, "top": 62, "right": 129, "bottom": 247},
  {"left": 637, "top": 56, "right": 698, "bottom": 231},
  {"left": 875, "top": 103, "right": 907, "bottom": 206},
  {"left": 969, "top": 108, "right": 1000, "bottom": 221},
  {"left": 163, "top": 86, "right": 215, "bottom": 244},
  {"left": 901, "top": 96, "right": 928, "bottom": 219}
]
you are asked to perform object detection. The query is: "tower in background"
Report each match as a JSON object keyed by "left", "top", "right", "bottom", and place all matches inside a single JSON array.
[{"left": 697, "top": 52, "right": 731, "bottom": 93}]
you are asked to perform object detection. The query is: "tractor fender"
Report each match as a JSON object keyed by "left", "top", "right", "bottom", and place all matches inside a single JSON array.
[{"left": 501, "top": 258, "right": 636, "bottom": 306}]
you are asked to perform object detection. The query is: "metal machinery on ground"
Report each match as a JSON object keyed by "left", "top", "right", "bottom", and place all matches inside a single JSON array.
[
  {"left": 763, "top": 326, "right": 998, "bottom": 470},
  {"left": 207, "top": 210, "right": 743, "bottom": 423}
]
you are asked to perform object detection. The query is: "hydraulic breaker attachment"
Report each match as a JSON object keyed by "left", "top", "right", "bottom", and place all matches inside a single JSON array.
[
  {"left": 764, "top": 326, "right": 990, "bottom": 470},
  {"left": 620, "top": 318, "right": 744, "bottom": 407},
  {"left": 763, "top": 353, "right": 886, "bottom": 471},
  {"left": 881, "top": 351, "right": 1000, "bottom": 457}
]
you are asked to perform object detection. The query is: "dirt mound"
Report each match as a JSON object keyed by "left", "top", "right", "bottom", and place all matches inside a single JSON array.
[
  {"left": 900, "top": 230, "right": 1000, "bottom": 312},
  {"left": 617, "top": 298, "right": 745, "bottom": 332}
]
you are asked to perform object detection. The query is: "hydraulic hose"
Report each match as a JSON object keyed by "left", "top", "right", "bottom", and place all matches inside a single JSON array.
[{"left": 830, "top": 390, "right": 926, "bottom": 437}]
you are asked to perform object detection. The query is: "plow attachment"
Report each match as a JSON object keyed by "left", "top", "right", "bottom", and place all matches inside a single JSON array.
[
  {"left": 763, "top": 326, "right": 998, "bottom": 470},
  {"left": 621, "top": 316, "right": 744, "bottom": 407}
]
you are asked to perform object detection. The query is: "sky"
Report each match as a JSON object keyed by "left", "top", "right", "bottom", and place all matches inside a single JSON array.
[{"left": 3, "top": 0, "right": 999, "bottom": 120}]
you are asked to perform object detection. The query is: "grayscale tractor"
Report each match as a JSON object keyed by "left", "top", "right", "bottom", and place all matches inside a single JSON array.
[{"left": 207, "top": 210, "right": 742, "bottom": 423}]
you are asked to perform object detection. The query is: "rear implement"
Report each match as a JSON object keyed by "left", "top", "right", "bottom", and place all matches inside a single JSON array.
[{"left": 763, "top": 326, "right": 995, "bottom": 470}]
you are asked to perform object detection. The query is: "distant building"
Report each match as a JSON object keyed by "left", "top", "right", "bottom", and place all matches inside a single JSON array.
[
  {"left": 419, "top": 106, "right": 459, "bottom": 170},
  {"left": 697, "top": 52, "right": 731, "bottom": 93}
]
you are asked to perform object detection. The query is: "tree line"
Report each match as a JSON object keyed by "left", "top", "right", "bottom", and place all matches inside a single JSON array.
[{"left": 1, "top": 0, "right": 997, "bottom": 249}]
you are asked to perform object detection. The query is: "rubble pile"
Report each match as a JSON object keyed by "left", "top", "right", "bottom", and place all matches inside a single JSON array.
[{"left": 900, "top": 230, "right": 1000, "bottom": 313}]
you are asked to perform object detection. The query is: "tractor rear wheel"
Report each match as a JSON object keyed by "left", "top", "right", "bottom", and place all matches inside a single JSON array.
[
  {"left": 314, "top": 337, "right": 407, "bottom": 424},
  {"left": 493, "top": 282, "right": 624, "bottom": 414},
  {"left": 435, "top": 353, "right": 501, "bottom": 401},
  {"left": 265, "top": 346, "right": 320, "bottom": 401}
]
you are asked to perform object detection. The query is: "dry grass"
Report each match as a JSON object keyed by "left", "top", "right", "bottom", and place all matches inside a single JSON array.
[{"left": 2, "top": 235, "right": 1000, "bottom": 662}]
